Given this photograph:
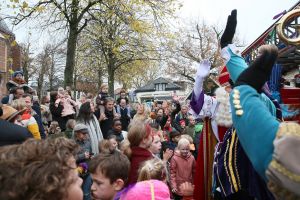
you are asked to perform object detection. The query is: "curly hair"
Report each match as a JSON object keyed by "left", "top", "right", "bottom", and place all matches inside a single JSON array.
[{"left": 0, "top": 137, "right": 79, "bottom": 200}]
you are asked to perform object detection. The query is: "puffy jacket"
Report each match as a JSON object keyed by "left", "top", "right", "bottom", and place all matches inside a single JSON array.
[{"left": 170, "top": 151, "right": 196, "bottom": 196}]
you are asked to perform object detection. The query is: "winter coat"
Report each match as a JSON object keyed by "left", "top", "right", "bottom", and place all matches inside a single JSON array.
[
  {"left": 116, "top": 105, "right": 131, "bottom": 131},
  {"left": 75, "top": 138, "right": 92, "bottom": 163},
  {"left": 50, "top": 102, "right": 73, "bottom": 131},
  {"left": 128, "top": 146, "right": 153, "bottom": 185},
  {"left": 0, "top": 120, "right": 32, "bottom": 146},
  {"left": 31, "top": 104, "right": 46, "bottom": 139},
  {"left": 100, "top": 109, "right": 114, "bottom": 139},
  {"left": 170, "top": 151, "right": 196, "bottom": 196},
  {"left": 55, "top": 98, "right": 76, "bottom": 117}
]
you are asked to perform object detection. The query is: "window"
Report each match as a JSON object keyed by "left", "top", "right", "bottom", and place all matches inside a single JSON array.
[{"left": 155, "top": 83, "right": 166, "bottom": 91}]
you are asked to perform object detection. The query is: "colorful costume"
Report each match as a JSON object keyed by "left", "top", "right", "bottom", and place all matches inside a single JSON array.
[
  {"left": 230, "top": 85, "right": 300, "bottom": 199},
  {"left": 191, "top": 19, "right": 277, "bottom": 200}
]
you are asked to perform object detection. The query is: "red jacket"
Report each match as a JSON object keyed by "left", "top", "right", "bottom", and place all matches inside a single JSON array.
[
  {"left": 170, "top": 151, "right": 196, "bottom": 196},
  {"left": 128, "top": 146, "right": 153, "bottom": 185}
]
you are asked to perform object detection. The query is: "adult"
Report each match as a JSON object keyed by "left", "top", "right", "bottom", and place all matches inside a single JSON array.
[
  {"left": 0, "top": 73, "right": 32, "bottom": 146},
  {"left": 77, "top": 101, "right": 103, "bottom": 155},
  {"left": 23, "top": 94, "right": 46, "bottom": 139},
  {"left": 99, "top": 97, "right": 115, "bottom": 139},
  {"left": 191, "top": 10, "right": 277, "bottom": 200},
  {"left": 49, "top": 91, "right": 70, "bottom": 131},
  {"left": 40, "top": 95, "right": 52, "bottom": 128},
  {"left": 0, "top": 104, "right": 32, "bottom": 146},
  {"left": 1, "top": 87, "right": 24, "bottom": 104},
  {"left": 132, "top": 103, "right": 150, "bottom": 122},
  {"left": 229, "top": 44, "right": 300, "bottom": 198},
  {"left": 116, "top": 88, "right": 129, "bottom": 104}
]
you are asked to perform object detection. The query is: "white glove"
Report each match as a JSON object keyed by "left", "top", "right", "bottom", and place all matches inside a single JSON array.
[
  {"left": 196, "top": 59, "right": 211, "bottom": 78},
  {"left": 193, "top": 59, "right": 211, "bottom": 98}
]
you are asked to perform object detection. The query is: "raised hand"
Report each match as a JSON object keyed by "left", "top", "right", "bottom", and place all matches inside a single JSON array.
[
  {"left": 196, "top": 59, "right": 211, "bottom": 78},
  {"left": 235, "top": 44, "right": 278, "bottom": 92},
  {"left": 221, "top": 9, "right": 237, "bottom": 49}
]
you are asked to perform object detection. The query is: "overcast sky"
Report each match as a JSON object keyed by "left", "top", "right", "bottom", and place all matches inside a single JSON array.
[
  {"left": 179, "top": 0, "right": 299, "bottom": 46},
  {"left": 9, "top": 0, "right": 300, "bottom": 49}
]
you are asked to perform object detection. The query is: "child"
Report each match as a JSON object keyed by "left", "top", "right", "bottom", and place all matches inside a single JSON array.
[
  {"left": 170, "top": 138, "right": 196, "bottom": 200},
  {"left": 73, "top": 123, "right": 92, "bottom": 163},
  {"left": 56, "top": 88, "right": 77, "bottom": 118},
  {"left": 184, "top": 116, "right": 196, "bottom": 138},
  {"left": 180, "top": 134, "right": 196, "bottom": 154},
  {"left": 120, "top": 180, "right": 170, "bottom": 200},
  {"left": 125, "top": 120, "right": 154, "bottom": 184},
  {"left": 98, "top": 139, "right": 112, "bottom": 154},
  {"left": 0, "top": 137, "right": 83, "bottom": 200},
  {"left": 95, "top": 83, "right": 117, "bottom": 119},
  {"left": 89, "top": 151, "right": 130, "bottom": 200},
  {"left": 148, "top": 131, "right": 162, "bottom": 158},
  {"left": 107, "top": 119, "right": 125, "bottom": 144},
  {"left": 73, "top": 123, "right": 93, "bottom": 200},
  {"left": 48, "top": 121, "right": 63, "bottom": 138},
  {"left": 65, "top": 119, "right": 76, "bottom": 139},
  {"left": 6, "top": 71, "right": 31, "bottom": 104},
  {"left": 162, "top": 128, "right": 181, "bottom": 152},
  {"left": 179, "top": 119, "right": 186, "bottom": 133},
  {"left": 107, "top": 134, "right": 119, "bottom": 152},
  {"left": 119, "top": 139, "right": 130, "bottom": 155},
  {"left": 11, "top": 99, "right": 41, "bottom": 139},
  {"left": 138, "top": 158, "right": 167, "bottom": 182}
]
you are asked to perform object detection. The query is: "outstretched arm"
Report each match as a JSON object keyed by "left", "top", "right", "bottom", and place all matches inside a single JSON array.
[{"left": 190, "top": 60, "right": 211, "bottom": 115}]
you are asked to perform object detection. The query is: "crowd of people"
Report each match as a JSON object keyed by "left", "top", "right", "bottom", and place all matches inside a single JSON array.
[{"left": 0, "top": 9, "right": 299, "bottom": 200}]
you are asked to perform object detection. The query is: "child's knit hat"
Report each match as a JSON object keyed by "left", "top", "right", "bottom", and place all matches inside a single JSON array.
[{"left": 120, "top": 180, "right": 170, "bottom": 200}]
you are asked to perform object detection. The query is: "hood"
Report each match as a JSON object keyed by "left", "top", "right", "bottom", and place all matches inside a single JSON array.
[{"left": 174, "top": 150, "right": 192, "bottom": 160}]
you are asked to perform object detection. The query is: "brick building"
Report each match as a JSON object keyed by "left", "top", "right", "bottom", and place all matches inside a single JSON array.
[{"left": 0, "top": 19, "right": 22, "bottom": 95}]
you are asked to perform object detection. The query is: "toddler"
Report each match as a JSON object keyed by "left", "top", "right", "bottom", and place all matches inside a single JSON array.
[
  {"left": 56, "top": 88, "right": 77, "bottom": 117},
  {"left": 95, "top": 83, "right": 117, "bottom": 118},
  {"left": 170, "top": 138, "right": 196, "bottom": 199}
]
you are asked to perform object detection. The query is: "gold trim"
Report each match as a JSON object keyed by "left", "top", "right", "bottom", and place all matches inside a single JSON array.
[
  {"left": 228, "top": 130, "right": 239, "bottom": 192},
  {"left": 269, "top": 160, "right": 300, "bottom": 183},
  {"left": 276, "top": 123, "right": 300, "bottom": 138},
  {"left": 233, "top": 130, "right": 241, "bottom": 189},
  {"left": 224, "top": 134, "right": 233, "bottom": 193}
]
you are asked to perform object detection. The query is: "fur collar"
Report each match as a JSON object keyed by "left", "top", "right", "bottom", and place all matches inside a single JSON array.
[{"left": 215, "top": 87, "right": 232, "bottom": 127}]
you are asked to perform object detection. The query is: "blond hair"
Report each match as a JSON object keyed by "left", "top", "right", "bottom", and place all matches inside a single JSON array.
[
  {"left": 137, "top": 158, "right": 166, "bottom": 182},
  {"left": 11, "top": 99, "right": 27, "bottom": 111},
  {"left": 177, "top": 138, "right": 190, "bottom": 149},
  {"left": 180, "top": 134, "right": 193, "bottom": 144}
]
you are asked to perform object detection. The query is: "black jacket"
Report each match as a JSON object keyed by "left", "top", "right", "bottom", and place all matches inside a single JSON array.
[{"left": 0, "top": 120, "right": 32, "bottom": 146}]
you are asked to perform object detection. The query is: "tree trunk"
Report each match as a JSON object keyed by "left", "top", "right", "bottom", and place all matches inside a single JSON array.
[
  {"left": 23, "top": 60, "right": 29, "bottom": 83},
  {"left": 64, "top": 26, "right": 78, "bottom": 88},
  {"left": 107, "top": 61, "right": 115, "bottom": 97},
  {"left": 49, "top": 54, "right": 55, "bottom": 91},
  {"left": 97, "top": 68, "right": 103, "bottom": 91},
  {"left": 37, "top": 60, "right": 47, "bottom": 99}
]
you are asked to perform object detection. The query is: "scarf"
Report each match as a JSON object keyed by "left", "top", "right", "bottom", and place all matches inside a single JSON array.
[{"left": 79, "top": 115, "right": 103, "bottom": 155}]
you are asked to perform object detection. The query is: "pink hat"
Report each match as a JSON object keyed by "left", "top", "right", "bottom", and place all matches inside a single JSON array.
[{"left": 120, "top": 180, "right": 170, "bottom": 200}]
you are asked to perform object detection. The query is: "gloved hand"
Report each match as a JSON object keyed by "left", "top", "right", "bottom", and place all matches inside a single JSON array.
[
  {"left": 196, "top": 59, "right": 211, "bottom": 78},
  {"left": 220, "top": 9, "right": 237, "bottom": 49},
  {"left": 235, "top": 44, "right": 278, "bottom": 92}
]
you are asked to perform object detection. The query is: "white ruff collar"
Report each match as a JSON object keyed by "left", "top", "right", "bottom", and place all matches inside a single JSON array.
[{"left": 215, "top": 87, "right": 232, "bottom": 127}]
